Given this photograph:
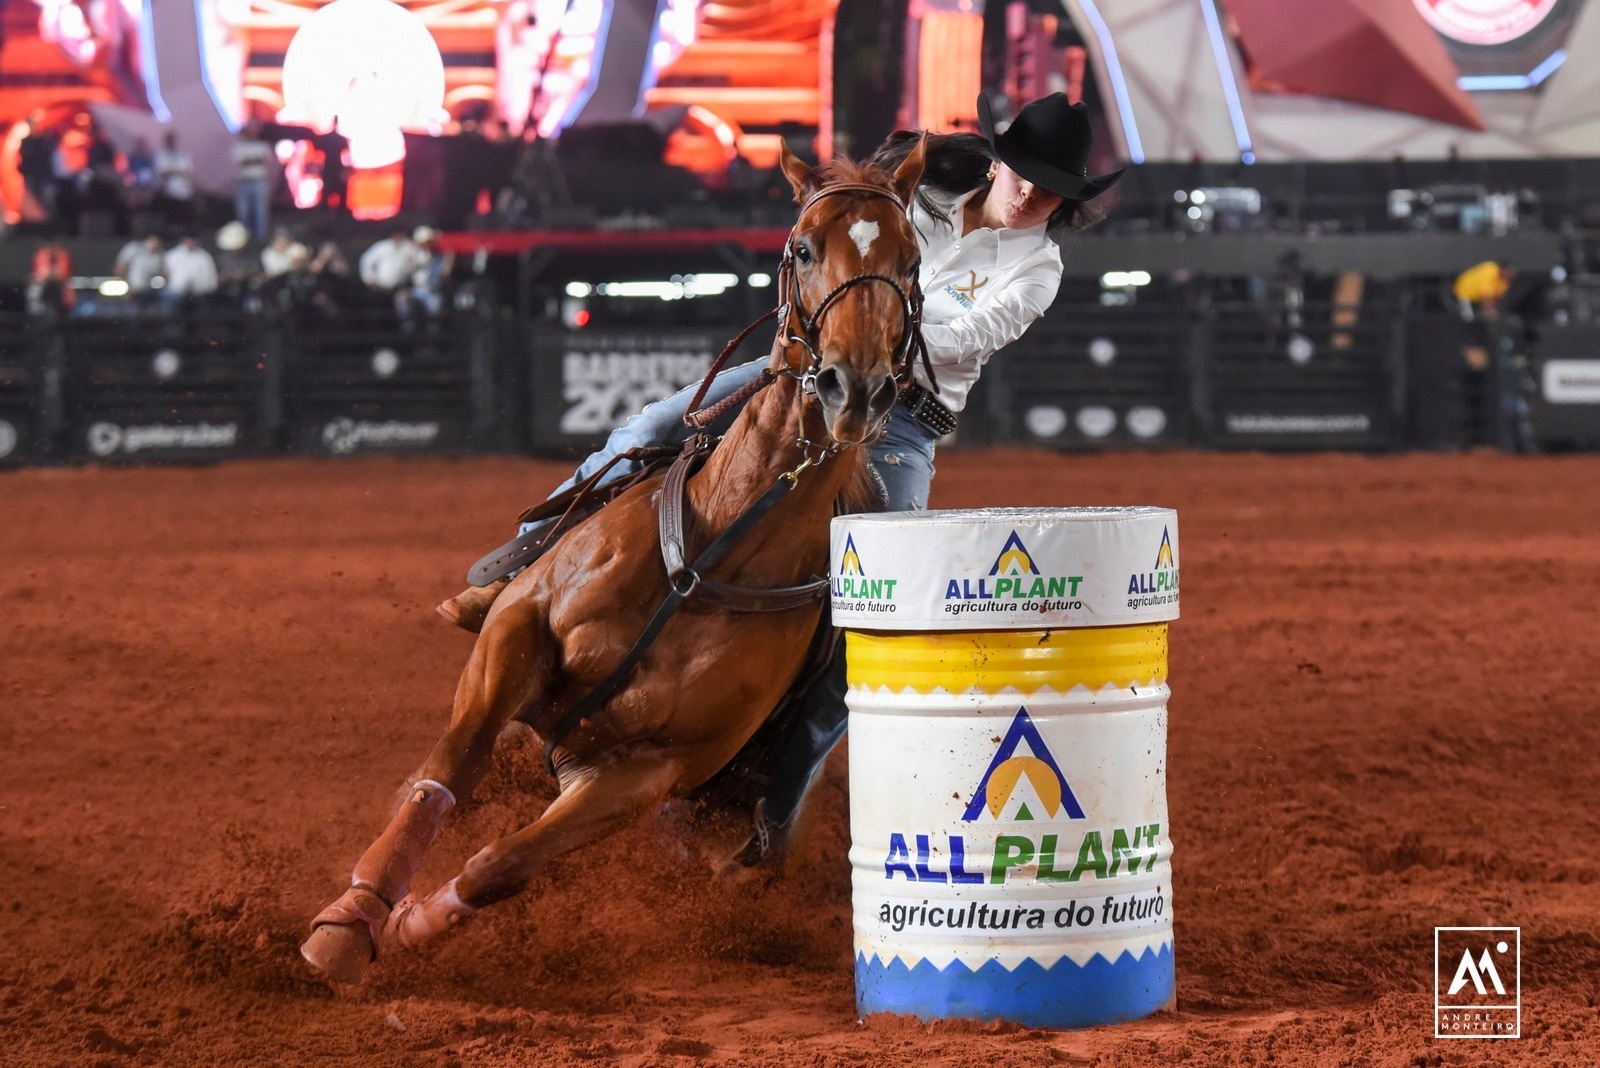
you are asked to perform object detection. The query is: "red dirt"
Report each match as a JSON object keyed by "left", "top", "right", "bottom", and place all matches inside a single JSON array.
[{"left": 4, "top": 449, "right": 1599, "bottom": 1067}]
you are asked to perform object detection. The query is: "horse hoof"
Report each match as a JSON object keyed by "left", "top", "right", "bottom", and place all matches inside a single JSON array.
[
  {"left": 300, "top": 923, "right": 376, "bottom": 985},
  {"left": 387, "top": 879, "right": 478, "bottom": 950}
]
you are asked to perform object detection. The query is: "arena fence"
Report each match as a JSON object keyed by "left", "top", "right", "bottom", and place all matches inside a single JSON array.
[{"left": 0, "top": 286, "right": 1596, "bottom": 468}]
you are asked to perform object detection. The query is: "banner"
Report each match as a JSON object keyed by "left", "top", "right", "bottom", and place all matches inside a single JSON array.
[{"left": 529, "top": 328, "right": 742, "bottom": 450}]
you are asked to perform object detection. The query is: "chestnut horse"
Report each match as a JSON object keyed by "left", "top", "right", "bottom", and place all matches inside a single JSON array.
[{"left": 300, "top": 140, "right": 929, "bottom": 984}]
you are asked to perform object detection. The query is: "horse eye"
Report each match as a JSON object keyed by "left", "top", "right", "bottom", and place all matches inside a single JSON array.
[{"left": 794, "top": 243, "right": 813, "bottom": 265}]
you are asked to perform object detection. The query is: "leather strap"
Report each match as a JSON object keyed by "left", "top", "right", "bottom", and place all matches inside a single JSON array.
[
  {"left": 542, "top": 452, "right": 819, "bottom": 777},
  {"left": 658, "top": 449, "right": 830, "bottom": 613}
]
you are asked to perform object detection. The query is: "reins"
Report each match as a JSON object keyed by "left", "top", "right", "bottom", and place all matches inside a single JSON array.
[{"left": 540, "top": 176, "right": 928, "bottom": 777}]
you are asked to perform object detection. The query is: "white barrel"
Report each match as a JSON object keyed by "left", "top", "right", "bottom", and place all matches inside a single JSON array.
[{"left": 834, "top": 507, "right": 1179, "bottom": 1029}]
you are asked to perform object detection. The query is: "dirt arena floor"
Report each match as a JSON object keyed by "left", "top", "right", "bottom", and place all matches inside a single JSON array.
[{"left": 4, "top": 448, "right": 1599, "bottom": 1067}]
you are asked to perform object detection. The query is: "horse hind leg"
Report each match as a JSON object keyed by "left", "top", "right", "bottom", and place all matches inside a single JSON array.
[
  {"left": 387, "top": 749, "right": 682, "bottom": 950},
  {"left": 300, "top": 600, "right": 554, "bottom": 983}
]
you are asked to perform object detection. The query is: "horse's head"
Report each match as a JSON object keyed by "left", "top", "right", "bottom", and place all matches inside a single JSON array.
[{"left": 776, "top": 140, "right": 927, "bottom": 446}]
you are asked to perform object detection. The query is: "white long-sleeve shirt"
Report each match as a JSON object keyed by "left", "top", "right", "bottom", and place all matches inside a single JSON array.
[
  {"left": 163, "top": 245, "right": 218, "bottom": 296},
  {"left": 360, "top": 237, "right": 426, "bottom": 290},
  {"left": 910, "top": 189, "right": 1064, "bottom": 413}
]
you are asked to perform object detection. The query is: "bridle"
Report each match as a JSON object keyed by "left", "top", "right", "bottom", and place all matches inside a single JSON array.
[{"left": 774, "top": 182, "right": 933, "bottom": 410}]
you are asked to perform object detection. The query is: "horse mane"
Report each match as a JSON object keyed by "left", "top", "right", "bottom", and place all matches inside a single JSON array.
[
  {"left": 837, "top": 452, "right": 890, "bottom": 516},
  {"left": 816, "top": 155, "right": 896, "bottom": 194}
]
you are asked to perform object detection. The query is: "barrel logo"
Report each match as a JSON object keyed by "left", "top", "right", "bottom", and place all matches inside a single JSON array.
[
  {"left": 945, "top": 531, "right": 1083, "bottom": 609},
  {"left": 1155, "top": 527, "right": 1174, "bottom": 570},
  {"left": 833, "top": 534, "right": 897, "bottom": 602},
  {"left": 1127, "top": 526, "right": 1179, "bottom": 607},
  {"left": 840, "top": 534, "right": 865, "bottom": 576},
  {"left": 991, "top": 531, "right": 1039, "bottom": 576},
  {"left": 962, "top": 708, "right": 1085, "bottom": 822}
]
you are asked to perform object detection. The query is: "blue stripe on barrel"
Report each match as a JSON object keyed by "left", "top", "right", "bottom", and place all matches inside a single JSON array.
[{"left": 855, "top": 942, "right": 1174, "bottom": 1029}]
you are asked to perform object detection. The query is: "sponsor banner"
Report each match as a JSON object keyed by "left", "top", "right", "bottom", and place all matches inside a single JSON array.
[
  {"left": 530, "top": 330, "right": 724, "bottom": 447},
  {"left": 528, "top": 327, "right": 772, "bottom": 449},
  {"left": 848, "top": 626, "right": 1173, "bottom": 1024},
  {"left": 829, "top": 507, "right": 1178, "bottom": 631},
  {"left": 289, "top": 406, "right": 470, "bottom": 455},
  {"left": 73, "top": 409, "right": 253, "bottom": 461},
  {"left": 321, "top": 417, "right": 442, "bottom": 455},
  {"left": 1224, "top": 412, "right": 1373, "bottom": 435},
  {"left": 1541, "top": 360, "right": 1600, "bottom": 404}
]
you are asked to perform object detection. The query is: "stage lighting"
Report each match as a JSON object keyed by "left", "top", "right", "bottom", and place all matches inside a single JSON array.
[{"left": 280, "top": 0, "right": 446, "bottom": 169}]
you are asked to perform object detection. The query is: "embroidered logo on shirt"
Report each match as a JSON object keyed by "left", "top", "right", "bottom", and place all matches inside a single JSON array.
[{"left": 945, "top": 270, "right": 989, "bottom": 310}]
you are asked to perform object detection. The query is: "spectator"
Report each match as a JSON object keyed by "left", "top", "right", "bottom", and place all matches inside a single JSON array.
[
  {"left": 27, "top": 239, "right": 74, "bottom": 315},
  {"left": 113, "top": 234, "right": 166, "bottom": 307},
  {"left": 313, "top": 120, "right": 350, "bottom": 214},
  {"left": 260, "top": 227, "right": 309, "bottom": 278},
  {"left": 18, "top": 113, "right": 59, "bottom": 223},
  {"left": 154, "top": 131, "right": 195, "bottom": 230},
  {"left": 404, "top": 225, "right": 453, "bottom": 318},
  {"left": 214, "top": 221, "right": 259, "bottom": 298},
  {"left": 124, "top": 135, "right": 158, "bottom": 210},
  {"left": 50, "top": 133, "right": 80, "bottom": 235},
  {"left": 233, "top": 119, "right": 275, "bottom": 241},
  {"left": 163, "top": 234, "right": 219, "bottom": 309},
  {"left": 359, "top": 227, "right": 426, "bottom": 292},
  {"left": 80, "top": 121, "right": 125, "bottom": 236},
  {"left": 306, "top": 241, "right": 357, "bottom": 317},
  {"left": 1453, "top": 259, "right": 1512, "bottom": 322}
]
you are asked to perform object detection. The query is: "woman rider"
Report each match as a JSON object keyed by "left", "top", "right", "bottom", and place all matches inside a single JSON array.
[{"left": 439, "top": 92, "right": 1124, "bottom": 857}]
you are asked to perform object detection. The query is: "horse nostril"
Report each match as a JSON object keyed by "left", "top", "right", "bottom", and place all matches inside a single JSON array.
[
  {"left": 814, "top": 366, "right": 848, "bottom": 409},
  {"left": 868, "top": 374, "right": 899, "bottom": 421}
]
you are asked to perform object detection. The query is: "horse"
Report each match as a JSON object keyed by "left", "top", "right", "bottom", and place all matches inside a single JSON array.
[{"left": 299, "top": 139, "right": 930, "bottom": 984}]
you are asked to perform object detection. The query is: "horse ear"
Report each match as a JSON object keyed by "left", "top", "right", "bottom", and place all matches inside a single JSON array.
[
  {"left": 779, "top": 140, "right": 820, "bottom": 204},
  {"left": 891, "top": 133, "right": 928, "bottom": 207}
]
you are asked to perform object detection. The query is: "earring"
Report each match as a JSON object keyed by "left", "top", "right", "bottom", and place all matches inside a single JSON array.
[{"left": 986, "top": 166, "right": 997, "bottom": 181}]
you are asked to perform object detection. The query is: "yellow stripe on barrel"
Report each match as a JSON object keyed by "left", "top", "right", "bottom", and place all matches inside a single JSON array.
[{"left": 845, "top": 623, "right": 1168, "bottom": 695}]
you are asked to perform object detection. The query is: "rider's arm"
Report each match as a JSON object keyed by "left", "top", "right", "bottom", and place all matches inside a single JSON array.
[{"left": 919, "top": 244, "right": 1063, "bottom": 368}]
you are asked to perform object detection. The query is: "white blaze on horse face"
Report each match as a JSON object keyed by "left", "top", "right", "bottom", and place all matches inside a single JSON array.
[{"left": 848, "top": 219, "right": 880, "bottom": 261}]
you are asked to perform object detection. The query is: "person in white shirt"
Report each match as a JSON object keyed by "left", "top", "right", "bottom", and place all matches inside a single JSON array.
[
  {"left": 162, "top": 235, "right": 219, "bottom": 307},
  {"left": 233, "top": 120, "right": 276, "bottom": 242},
  {"left": 153, "top": 131, "right": 195, "bottom": 229},
  {"left": 260, "top": 228, "right": 309, "bottom": 278},
  {"left": 359, "top": 229, "right": 427, "bottom": 292},
  {"left": 113, "top": 235, "right": 166, "bottom": 306},
  {"left": 436, "top": 92, "right": 1124, "bottom": 858}
]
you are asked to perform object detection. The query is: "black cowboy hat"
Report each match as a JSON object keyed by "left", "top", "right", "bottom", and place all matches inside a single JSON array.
[{"left": 977, "top": 92, "right": 1124, "bottom": 202}]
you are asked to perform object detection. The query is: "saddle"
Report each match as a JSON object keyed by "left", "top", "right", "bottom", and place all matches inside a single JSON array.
[{"left": 466, "top": 445, "right": 683, "bottom": 587}]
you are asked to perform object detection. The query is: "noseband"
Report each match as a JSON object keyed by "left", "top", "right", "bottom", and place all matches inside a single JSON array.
[{"left": 776, "top": 182, "right": 933, "bottom": 400}]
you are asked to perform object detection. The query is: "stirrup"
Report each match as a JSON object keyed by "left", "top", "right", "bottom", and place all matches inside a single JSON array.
[{"left": 734, "top": 798, "right": 771, "bottom": 868}]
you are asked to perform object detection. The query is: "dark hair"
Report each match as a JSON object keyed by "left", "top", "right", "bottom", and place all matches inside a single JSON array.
[{"left": 871, "top": 129, "right": 1105, "bottom": 233}]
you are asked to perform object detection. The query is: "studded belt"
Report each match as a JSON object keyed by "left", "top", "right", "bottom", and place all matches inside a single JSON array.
[{"left": 899, "top": 381, "right": 958, "bottom": 437}]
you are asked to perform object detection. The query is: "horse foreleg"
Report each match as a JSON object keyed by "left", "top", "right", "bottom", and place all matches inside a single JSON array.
[
  {"left": 301, "top": 603, "right": 553, "bottom": 983},
  {"left": 387, "top": 749, "right": 682, "bottom": 950}
]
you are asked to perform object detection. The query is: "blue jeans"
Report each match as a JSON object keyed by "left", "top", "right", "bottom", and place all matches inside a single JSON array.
[
  {"left": 534, "top": 356, "right": 938, "bottom": 526},
  {"left": 235, "top": 177, "right": 270, "bottom": 242}
]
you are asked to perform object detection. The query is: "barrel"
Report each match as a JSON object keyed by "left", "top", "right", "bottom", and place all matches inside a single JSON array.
[{"left": 832, "top": 506, "right": 1179, "bottom": 1029}]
